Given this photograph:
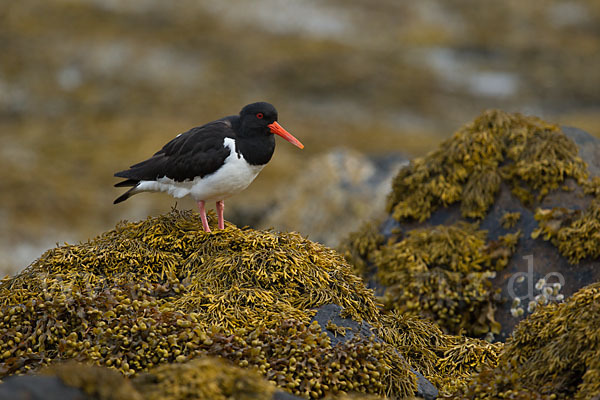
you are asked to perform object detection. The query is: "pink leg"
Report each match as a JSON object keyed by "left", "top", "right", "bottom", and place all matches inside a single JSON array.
[
  {"left": 197, "top": 200, "right": 211, "bottom": 232},
  {"left": 216, "top": 200, "right": 225, "bottom": 229}
]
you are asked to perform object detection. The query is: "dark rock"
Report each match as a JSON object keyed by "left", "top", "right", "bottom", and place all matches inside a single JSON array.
[
  {"left": 0, "top": 375, "right": 87, "bottom": 400},
  {"left": 272, "top": 390, "right": 305, "bottom": 400},
  {"left": 311, "top": 304, "right": 438, "bottom": 400}
]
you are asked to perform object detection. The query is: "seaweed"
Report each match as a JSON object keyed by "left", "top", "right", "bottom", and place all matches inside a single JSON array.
[
  {"left": 386, "top": 110, "right": 587, "bottom": 222},
  {"left": 376, "top": 311, "right": 502, "bottom": 397},
  {"left": 500, "top": 212, "right": 521, "bottom": 229},
  {"left": 133, "top": 356, "right": 277, "bottom": 400},
  {"left": 368, "top": 222, "right": 517, "bottom": 336},
  {"left": 342, "top": 110, "right": 591, "bottom": 339},
  {"left": 532, "top": 199, "right": 600, "bottom": 264},
  {"left": 453, "top": 282, "right": 600, "bottom": 399},
  {"left": 42, "top": 362, "right": 142, "bottom": 400},
  {"left": 0, "top": 209, "right": 416, "bottom": 398},
  {"left": 0, "top": 209, "right": 504, "bottom": 398}
]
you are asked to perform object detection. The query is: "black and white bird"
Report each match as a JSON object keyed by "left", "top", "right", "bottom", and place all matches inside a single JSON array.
[{"left": 113, "top": 102, "right": 304, "bottom": 232}]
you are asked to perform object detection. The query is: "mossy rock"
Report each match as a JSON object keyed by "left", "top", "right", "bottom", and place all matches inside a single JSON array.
[
  {"left": 0, "top": 209, "right": 503, "bottom": 398},
  {"left": 452, "top": 281, "right": 600, "bottom": 399},
  {"left": 341, "top": 110, "right": 600, "bottom": 340}
]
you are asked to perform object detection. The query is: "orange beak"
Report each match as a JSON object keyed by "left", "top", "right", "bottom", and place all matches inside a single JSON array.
[{"left": 268, "top": 121, "right": 304, "bottom": 149}]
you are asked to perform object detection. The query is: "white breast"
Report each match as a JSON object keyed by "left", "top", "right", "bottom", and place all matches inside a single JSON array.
[{"left": 136, "top": 138, "right": 265, "bottom": 202}]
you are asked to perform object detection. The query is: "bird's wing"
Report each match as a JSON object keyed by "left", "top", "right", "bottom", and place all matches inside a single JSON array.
[{"left": 114, "top": 120, "right": 234, "bottom": 182}]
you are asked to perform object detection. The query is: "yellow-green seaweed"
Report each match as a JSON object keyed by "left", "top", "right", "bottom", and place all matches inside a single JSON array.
[
  {"left": 42, "top": 361, "right": 142, "bottom": 400},
  {"left": 133, "top": 356, "right": 278, "bottom": 400},
  {"left": 341, "top": 109, "right": 594, "bottom": 339},
  {"left": 376, "top": 311, "right": 502, "bottom": 397},
  {"left": 0, "top": 210, "right": 417, "bottom": 398},
  {"left": 346, "top": 222, "right": 518, "bottom": 336},
  {"left": 387, "top": 110, "right": 588, "bottom": 222},
  {"left": 453, "top": 281, "right": 600, "bottom": 399},
  {"left": 0, "top": 209, "right": 505, "bottom": 398},
  {"left": 500, "top": 211, "right": 521, "bottom": 229},
  {"left": 532, "top": 199, "right": 600, "bottom": 264}
]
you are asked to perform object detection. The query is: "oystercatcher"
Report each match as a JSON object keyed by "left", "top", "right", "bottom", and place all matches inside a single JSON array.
[{"left": 113, "top": 102, "right": 304, "bottom": 232}]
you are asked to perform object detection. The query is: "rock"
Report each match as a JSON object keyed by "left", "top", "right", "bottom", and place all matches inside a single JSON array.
[
  {"left": 0, "top": 210, "right": 501, "bottom": 398},
  {"left": 0, "top": 375, "right": 87, "bottom": 400},
  {"left": 0, "top": 359, "right": 299, "bottom": 400},
  {"left": 311, "top": 303, "right": 438, "bottom": 400},
  {"left": 341, "top": 110, "right": 600, "bottom": 340},
  {"left": 272, "top": 391, "right": 304, "bottom": 400},
  {"left": 451, "top": 282, "right": 600, "bottom": 399},
  {"left": 565, "top": 126, "right": 600, "bottom": 177},
  {"left": 246, "top": 148, "right": 407, "bottom": 247}
]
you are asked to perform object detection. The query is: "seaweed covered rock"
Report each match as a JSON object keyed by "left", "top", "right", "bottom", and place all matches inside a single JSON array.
[
  {"left": 341, "top": 110, "right": 600, "bottom": 340},
  {"left": 41, "top": 362, "right": 141, "bottom": 400},
  {"left": 133, "top": 356, "right": 279, "bottom": 400},
  {"left": 0, "top": 375, "right": 91, "bottom": 400},
  {"left": 0, "top": 357, "right": 283, "bottom": 400},
  {"left": 311, "top": 304, "right": 438, "bottom": 400},
  {"left": 0, "top": 209, "right": 505, "bottom": 398},
  {"left": 453, "top": 281, "right": 600, "bottom": 399}
]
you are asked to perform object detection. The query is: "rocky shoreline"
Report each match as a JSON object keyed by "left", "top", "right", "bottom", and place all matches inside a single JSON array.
[{"left": 1, "top": 111, "right": 600, "bottom": 399}]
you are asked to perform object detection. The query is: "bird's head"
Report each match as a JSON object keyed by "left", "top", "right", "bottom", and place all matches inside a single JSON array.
[{"left": 239, "top": 102, "right": 304, "bottom": 149}]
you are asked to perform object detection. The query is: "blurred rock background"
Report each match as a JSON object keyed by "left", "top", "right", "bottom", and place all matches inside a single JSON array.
[{"left": 1, "top": 0, "right": 599, "bottom": 274}]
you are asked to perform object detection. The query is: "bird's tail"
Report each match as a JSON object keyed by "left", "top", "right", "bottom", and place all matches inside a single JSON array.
[
  {"left": 114, "top": 178, "right": 139, "bottom": 187},
  {"left": 113, "top": 181, "right": 140, "bottom": 204}
]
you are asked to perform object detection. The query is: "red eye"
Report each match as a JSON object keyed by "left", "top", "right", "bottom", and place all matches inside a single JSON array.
[{"left": 256, "top": 113, "right": 264, "bottom": 119}]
